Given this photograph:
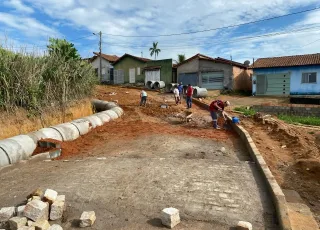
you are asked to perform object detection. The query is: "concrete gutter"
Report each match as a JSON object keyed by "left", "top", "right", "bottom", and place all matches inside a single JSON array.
[{"left": 192, "top": 98, "right": 292, "bottom": 230}]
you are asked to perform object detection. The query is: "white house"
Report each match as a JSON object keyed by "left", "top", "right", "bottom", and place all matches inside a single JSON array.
[{"left": 90, "top": 52, "right": 119, "bottom": 83}]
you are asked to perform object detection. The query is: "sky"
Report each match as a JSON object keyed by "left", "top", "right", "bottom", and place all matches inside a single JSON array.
[{"left": 0, "top": 0, "right": 320, "bottom": 64}]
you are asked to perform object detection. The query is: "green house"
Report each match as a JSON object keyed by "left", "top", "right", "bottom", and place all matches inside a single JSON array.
[{"left": 113, "top": 54, "right": 174, "bottom": 84}]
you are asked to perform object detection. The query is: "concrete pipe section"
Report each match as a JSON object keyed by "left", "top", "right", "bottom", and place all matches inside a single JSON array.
[
  {"left": 193, "top": 88, "right": 208, "bottom": 98},
  {"left": 165, "top": 83, "right": 177, "bottom": 93},
  {"left": 146, "top": 81, "right": 156, "bottom": 89},
  {"left": 154, "top": 81, "right": 165, "bottom": 90},
  {"left": 0, "top": 99, "right": 124, "bottom": 167}
]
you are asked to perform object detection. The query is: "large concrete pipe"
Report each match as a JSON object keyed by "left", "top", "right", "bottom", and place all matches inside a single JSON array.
[
  {"left": 95, "top": 112, "right": 111, "bottom": 124},
  {"left": 28, "top": 128, "right": 63, "bottom": 144},
  {"left": 0, "top": 139, "right": 25, "bottom": 166},
  {"left": 193, "top": 88, "right": 208, "bottom": 98},
  {"left": 111, "top": 107, "right": 124, "bottom": 116},
  {"left": 146, "top": 81, "right": 156, "bottom": 89},
  {"left": 0, "top": 148, "right": 10, "bottom": 167},
  {"left": 8, "top": 135, "right": 37, "bottom": 159},
  {"left": 154, "top": 81, "right": 165, "bottom": 90},
  {"left": 92, "top": 100, "right": 117, "bottom": 112},
  {"left": 103, "top": 110, "right": 119, "bottom": 120},
  {"left": 71, "top": 120, "right": 91, "bottom": 136},
  {"left": 165, "top": 83, "right": 177, "bottom": 93},
  {"left": 74, "top": 115, "right": 103, "bottom": 129},
  {"left": 50, "top": 123, "right": 80, "bottom": 141}
]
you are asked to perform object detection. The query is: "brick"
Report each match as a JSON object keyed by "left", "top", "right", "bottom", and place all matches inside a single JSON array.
[
  {"left": 16, "top": 205, "right": 26, "bottom": 217},
  {"left": 49, "top": 200, "right": 64, "bottom": 220},
  {"left": 43, "top": 189, "right": 58, "bottom": 204},
  {"left": 161, "top": 208, "right": 180, "bottom": 229},
  {"left": 79, "top": 211, "right": 96, "bottom": 228},
  {"left": 48, "top": 224, "right": 63, "bottom": 230},
  {"left": 237, "top": 221, "right": 252, "bottom": 230},
  {"left": 24, "top": 200, "right": 49, "bottom": 222},
  {"left": 32, "top": 220, "right": 50, "bottom": 230},
  {"left": 0, "top": 207, "right": 16, "bottom": 222},
  {"left": 9, "top": 217, "right": 28, "bottom": 230}
]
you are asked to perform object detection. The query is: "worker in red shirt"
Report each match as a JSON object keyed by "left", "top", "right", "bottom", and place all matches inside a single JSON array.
[
  {"left": 209, "top": 100, "right": 230, "bottom": 129},
  {"left": 186, "top": 84, "right": 193, "bottom": 109}
]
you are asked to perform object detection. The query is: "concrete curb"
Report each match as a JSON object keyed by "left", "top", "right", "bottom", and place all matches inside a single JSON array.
[{"left": 192, "top": 98, "right": 292, "bottom": 230}]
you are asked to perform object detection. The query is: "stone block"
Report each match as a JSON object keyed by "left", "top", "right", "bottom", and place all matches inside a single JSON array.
[
  {"left": 32, "top": 220, "right": 50, "bottom": 230},
  {"left": 237, "top": 221, "right": 252, "bottom": 230},
  {"left": 79, "top": 211, "right": 96, "bottom": 228},
  {"left": 24, "top": 200, "right": 49, "bottom": 222},
  {"left": 17, "top": 206, "right": 26, "bottom": 217},
  {"left": 49, "top": 200, "right": 64, "bottom": 220},
  {"left": 43, "top": 189, "right": 58, "bottom": 204},
  {"left": 9, "top": 217, "right": 28, "bottom": 230},
  {"left": 27, "top": 221, "right": 34, "bottom": 227},
  {"left": 17, "top": 227, "right": 35, "bottom": 230},
  {"left": 161, "top": 207, "right": 180, "bottom": 229},
  {"left": 0, "top": 207, "right": 16, "bottom": 222},
  {"left": 48, "top": 224, "right": 63, "bottom": 230},
  {"left": 56, "top": 196, "right": 66, "bottom": 211}
]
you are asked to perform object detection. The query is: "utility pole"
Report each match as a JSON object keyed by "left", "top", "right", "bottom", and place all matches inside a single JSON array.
[{"left": 99, "top": 31, "right": 102, "bottom": 83}]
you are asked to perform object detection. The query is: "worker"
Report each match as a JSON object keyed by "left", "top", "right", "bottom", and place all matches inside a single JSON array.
[
  {"left": 186, "top": 84, "right": 193, "bottom": 109},
  {"left": 140, "top": 90, "right": 147, "bottom": 107},
  {"left": 173, "top": 86, "right": 180, "bottom": 105},
  {"left": 209, "top": 100, "right": 231, "bottom": 129},
  {"left": 177, "top": 82, "right": 183, "bottom": 103}
]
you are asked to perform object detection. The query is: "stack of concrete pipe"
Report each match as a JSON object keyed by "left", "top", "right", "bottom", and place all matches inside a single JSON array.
[
  {"left": 0, "top": 99, "right": 124, "bottom": 167},
  {"left": 146, "top": 81, "right": 156, "bottom": 89},
  {"left": 154, "top": 81, "right": 165, "bottom": 90}
]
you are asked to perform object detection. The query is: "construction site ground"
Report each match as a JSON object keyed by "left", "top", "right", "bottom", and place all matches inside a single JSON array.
[{"left": 0, "top": 86, "right": 282, "bottom": 229}]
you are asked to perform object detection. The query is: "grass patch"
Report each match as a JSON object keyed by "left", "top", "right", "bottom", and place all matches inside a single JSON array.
[
  {"left": 278, "top": 114, "right": 320, "bottom": 126},
  {"left": 234, "top": 106, "right": 256, "bottom": 116}
]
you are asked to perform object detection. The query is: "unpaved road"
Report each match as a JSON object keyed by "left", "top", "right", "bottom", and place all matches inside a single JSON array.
[{"left": 0, "top": 86, "right": 279, "bottom": 229}]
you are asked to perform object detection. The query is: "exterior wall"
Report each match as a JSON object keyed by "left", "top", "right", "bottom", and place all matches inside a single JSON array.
[
  {"left": 91, "top": 57, "right": 113, "bottom": 81},
  {"left": 145, "top": 59, "right": 173, "bottom": 84},
  {"left": 199, "top": 60, "right": 233, "bottom": 89},
  {"left": 233, "top": 67, "right": 252, "bottom": 91},
  {"left": 113, "top": 56, "right": 145, "bottom": 83},
  {"left": 253, "top": 65, "right": 320, "bottom": 95},
  {"left": 177, "top": 58, "right": 199, "bottom": 82}
]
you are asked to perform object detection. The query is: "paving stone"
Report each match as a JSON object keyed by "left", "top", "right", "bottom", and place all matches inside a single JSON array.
[
  {"left": 16, "top": 206, "right": 26, "bottom": 217},
  {"left": 9, "top": 217, "right": 28, "bottom": 230},
  {"left": 49, "top": 200, "right": 64, "bottom": 220},
  {"left": 43, "top": 189, "right": 58, "bottom": 204},
  {"left": 56, "top": 195, "right": 66, "bottom": 211},
  {"left": 32, "top": 220, "right": 50, "bottom": 230},
  {"left": 0, "top": 207, "right": 16, "bottom": 222},
  {"left": 48, "top": 224, "right": 63, "bottom": 230},
  {"left": 24, "top": 200, "right": 49, "bottom": 222},
  {"left": 237, "top": 221, "right": 252, "bottom": 230},
  {"left": 17, "top": 227, "right": 35, "bottom": 230},
  {"left": 161, "top": 207, "right": 180, "bottom": 229},
  {"left": 27, "top": 221, "right": 34, "bottom": 227},
  {"left": 79, "top": 211, "right": 96, "bottom": 228}
]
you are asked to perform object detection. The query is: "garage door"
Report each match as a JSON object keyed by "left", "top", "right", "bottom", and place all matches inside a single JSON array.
[
  {"left": 256, "top": 73, "right": 290, "bottom": 95},
  {"left": 178, "top": 73, "right": 198, "bottom": 86},
  {"left": 145, "top": 69, "right": 160, "bottom": 83},
  {"left": 129, "top": 68, "right": 135, "bottom": 83},
  {"left": 201, "top": 72, "right": 224, "bottom": 89}
]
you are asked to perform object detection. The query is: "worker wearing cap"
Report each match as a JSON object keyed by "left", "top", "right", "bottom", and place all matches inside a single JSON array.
[
  {"left": 209, "top": 100, "right": 230, "bottom": 129},
  {"left": 186, "top": 84, "right": 193, "bottom": 109},
  {"left": 177, "top": 82, "right": 183, "bottom": 103}
]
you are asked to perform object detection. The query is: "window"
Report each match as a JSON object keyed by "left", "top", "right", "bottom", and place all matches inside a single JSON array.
[
  {"left": 302, "top": 72, "right": 317, "bottom": 83},
  {"left": 137, "top": 67, "right": 141, "bottom": 75}
]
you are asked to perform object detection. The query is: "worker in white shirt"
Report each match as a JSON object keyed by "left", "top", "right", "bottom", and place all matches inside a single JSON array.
[
  {"left": 140, "top": 90, "right": 147, "bottom": 106},
  {"left": 173, "top": 86, "right": 180, "bottom": 105}
]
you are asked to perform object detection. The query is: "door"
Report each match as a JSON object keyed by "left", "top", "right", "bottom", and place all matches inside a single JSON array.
[
  {"left": 256, "top": 73, "right": 290, "bottom": 95},
  {"left": 129, "top": 68, "right": 135, "bottom": 83},
  {"left": 178, "top": 73, "right": 198, "bottom": 86},
  {"left": 201, "top": 72, "right": 224, "bottom": 89},
  {"left": 114, "top": 69, "right": 124, "bottom": 84},
  {"left": 145, "top": 69, "right": 160, "bottom": 83},
  {"left": 256, "top": 75, "right": 266, "bottom": 95}
]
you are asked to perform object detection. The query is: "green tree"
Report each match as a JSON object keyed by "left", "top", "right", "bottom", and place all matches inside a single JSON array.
[
  {"left": 175, "top": 54, "right": 186, "bottom": 64},
  {"left": 47, "top": 38, "right": 80, "bottom": 61},
  {"left": 149, "top": 42, "right": 161, "bottom": 60}
]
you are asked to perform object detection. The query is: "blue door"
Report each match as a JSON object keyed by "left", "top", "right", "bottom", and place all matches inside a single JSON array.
[{"left": 178, "top": 73, "right": 198, "bottom": 86}]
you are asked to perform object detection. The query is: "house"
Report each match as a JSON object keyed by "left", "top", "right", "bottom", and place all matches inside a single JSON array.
[
  {"left": 177, "top": 54, "right": 252, "bottom": 90},
  {"left": 90, "top": 52, "right": 119, "bottom": 83},
  {"left": 252, "top": 53, "right": 320, "bottom": 96},
  {"left": 113, "top": 53, "right": 174, "bottom": 84}
]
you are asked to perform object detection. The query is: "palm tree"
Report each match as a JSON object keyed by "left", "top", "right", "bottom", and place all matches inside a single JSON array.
[
  {"left": 175, "top": 54, "right": 186, "bottom": 64},
  {"left": 149, "top": 42, "right": 161, "bottom": 60}
]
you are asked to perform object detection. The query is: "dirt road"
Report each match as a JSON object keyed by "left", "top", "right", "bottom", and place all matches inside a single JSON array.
[{"left": 0, "top": 86, "right": 279, "bottom": 229}]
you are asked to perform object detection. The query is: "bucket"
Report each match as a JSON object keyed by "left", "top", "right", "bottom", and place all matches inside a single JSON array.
[{"left": 232, "top": 117, "right": 240, "bottom": 124}]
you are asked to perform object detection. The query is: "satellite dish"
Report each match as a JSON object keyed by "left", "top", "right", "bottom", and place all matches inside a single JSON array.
[{"left": 244, "top": 60, "right": 250, "bottom": 66}]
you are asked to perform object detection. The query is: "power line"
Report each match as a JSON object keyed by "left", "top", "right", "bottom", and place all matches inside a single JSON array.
[
  {"left": 101, "top": 6, "right": 320, "bottom": 37},
  {"left": 300, "top": 38, "right": 320, "bottom": 47}
]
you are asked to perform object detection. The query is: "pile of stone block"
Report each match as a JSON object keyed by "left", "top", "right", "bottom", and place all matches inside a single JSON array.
[{"left": 0, "top": 188, "right": 64, "bottom": 230}]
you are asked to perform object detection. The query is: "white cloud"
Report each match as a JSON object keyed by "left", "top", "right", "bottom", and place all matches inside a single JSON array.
[{"left": 3, "top": 0, "right": 34, "bottom": 14}]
